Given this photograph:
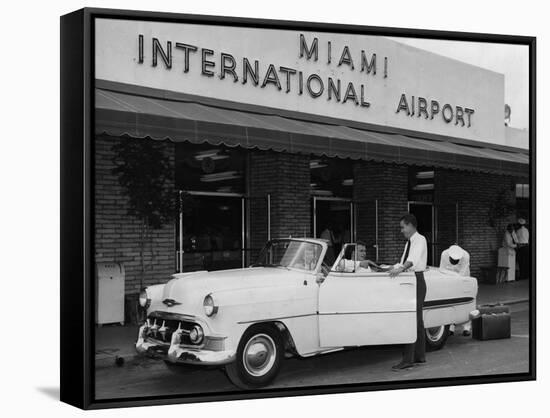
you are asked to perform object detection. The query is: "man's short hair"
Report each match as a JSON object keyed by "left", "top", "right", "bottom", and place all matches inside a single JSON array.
[
  {"left": 400, "top": 213, "right": 418, "bottom": 228},
  {"left": 356, "top": 240, "right": 367, "bottom": 247}
]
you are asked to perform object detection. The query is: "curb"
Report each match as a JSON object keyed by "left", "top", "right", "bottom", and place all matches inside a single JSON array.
[
  {"left": 499, "top": 298, "right": 529, "bottom": 305},
  {"left": 478, "top": 298, "right": 529, "bottom": 307}
]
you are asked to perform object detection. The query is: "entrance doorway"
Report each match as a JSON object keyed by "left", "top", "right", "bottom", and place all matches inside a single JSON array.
[
  {"left": 177, "top": 192, "right": 245, "bottom": 272},
  {"left": 312, "top": 197, "right": 355, "bottom": 264},
  {"left": 408, "top": 201, "right": 434, "bottom": 266}
]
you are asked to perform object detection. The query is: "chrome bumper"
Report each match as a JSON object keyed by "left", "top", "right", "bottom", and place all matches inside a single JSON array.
[{"left": 135, "top": 322, "right": 235, "bottom": 366}]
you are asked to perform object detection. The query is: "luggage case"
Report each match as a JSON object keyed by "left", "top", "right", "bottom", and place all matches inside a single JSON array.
[{"left": 472, "top": 304, "right": 511, "bottom": 340}]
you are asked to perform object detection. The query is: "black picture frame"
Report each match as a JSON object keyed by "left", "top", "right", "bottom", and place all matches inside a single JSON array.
[{"left": 60, "top": 7, "right": 536, "bottom": 410}]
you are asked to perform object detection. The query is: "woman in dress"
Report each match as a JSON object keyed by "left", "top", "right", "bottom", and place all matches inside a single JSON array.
[{"left": 498, "top": 223, "right": 518, "bottom": 282}]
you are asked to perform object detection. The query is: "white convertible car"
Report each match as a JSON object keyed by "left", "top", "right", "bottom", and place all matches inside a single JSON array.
[{"left": 136, "top": 238, "right": 478, "bottom": 389}]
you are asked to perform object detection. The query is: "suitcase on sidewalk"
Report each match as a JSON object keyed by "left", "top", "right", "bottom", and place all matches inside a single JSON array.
[{"left": 472, "top": 304, "right": 511, "bottom": 340}]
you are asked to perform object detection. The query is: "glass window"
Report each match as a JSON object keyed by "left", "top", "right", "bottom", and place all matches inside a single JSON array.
[
  {"left": 310, "top": 157, "right": 353, "bottom": 198},
  {"left": 408, "top": 168, "right": 435, "bottom": 202},
  {"left": 174, "top": 142, "right": 247, "bottom": 272},
  {"left": 516, "top": 183, "right": 529, "bottom": 199},
  {"left": 177, "top": 195, "right": 243, "bottom": 272},
  {"left": 255, "top": 240, "right": 323, "bottom": 272},
  {"left": 176, "top": 142, "right": 246, "bottom": 194}
]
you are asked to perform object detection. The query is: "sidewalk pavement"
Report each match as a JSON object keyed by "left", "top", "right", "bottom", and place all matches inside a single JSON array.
[
  {"left": 477, "top": 279, "right": 529, "bottom": 306},
  {"left": 95, "top": 324, "right": 140, "bottom": 368},
  {"left": 95, "top": 279, "right": 531, "bottom": 367}
]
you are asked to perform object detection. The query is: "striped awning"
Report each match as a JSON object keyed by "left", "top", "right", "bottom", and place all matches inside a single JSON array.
[{"left": 95, "top": 82, "right": 529, "bottom": 177}]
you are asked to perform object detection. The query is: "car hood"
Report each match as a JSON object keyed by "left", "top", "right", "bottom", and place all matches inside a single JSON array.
[
  {"left": 164, "top": 267, "right": 302, "bottom": 296},
  {"left": 157, "top": 267, "right": 305, "bottom": 315}
]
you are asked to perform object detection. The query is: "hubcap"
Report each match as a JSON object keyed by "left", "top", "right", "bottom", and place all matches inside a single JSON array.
[
  {"left": 426, "top": 326, "right": 445, "bottom": 342},
  {"left": 243, "top": 333, "right": 277, "bottom": 377}
]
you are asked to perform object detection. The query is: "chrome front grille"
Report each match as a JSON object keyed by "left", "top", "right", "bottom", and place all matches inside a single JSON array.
[{"left": 146, "top": 312, "right": 197, "bottom": 345}]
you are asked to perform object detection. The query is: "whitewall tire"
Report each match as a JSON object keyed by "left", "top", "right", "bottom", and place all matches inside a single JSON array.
[
  {"left": 225, "top": 324, "right": 283, "bottom": 389},
  {"left": 425, "top": 325, "right": 450, "bottom": 351}
]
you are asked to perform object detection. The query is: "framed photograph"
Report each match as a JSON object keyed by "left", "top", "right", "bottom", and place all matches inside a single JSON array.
[{"left": 60, "top": 7, "right": 536, "bottom": 409}]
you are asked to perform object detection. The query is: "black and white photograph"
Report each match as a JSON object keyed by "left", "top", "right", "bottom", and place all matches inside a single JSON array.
[
  {"left": 89, "top": 11, "right": 533, "bottom": 402},
  {"left": 57, "top": 5, "right": 536, "bottom": 411}
]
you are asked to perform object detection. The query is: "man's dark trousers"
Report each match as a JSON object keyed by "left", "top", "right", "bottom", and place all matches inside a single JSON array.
[
  {"left": 517, "top": 245, "right": 530, "bottom": 280},
  {"left": 403, "top": 271, "right": 427, "bottom": 363}
]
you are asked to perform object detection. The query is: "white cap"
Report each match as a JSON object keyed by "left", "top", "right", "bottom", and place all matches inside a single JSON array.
[
  {"left": 518, "top": 218, "right": 526, "bottom": 225},
  {"left": 448, "top": 245, "right": 465, "bottom": 260}
]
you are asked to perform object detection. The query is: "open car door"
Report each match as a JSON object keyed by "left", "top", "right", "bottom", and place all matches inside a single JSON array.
[{"left": 317, "top": 244, "right": 418, "bottom": 347}]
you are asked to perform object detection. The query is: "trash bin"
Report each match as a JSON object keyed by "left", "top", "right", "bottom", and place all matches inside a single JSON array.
[{"left": 95, "top": 263, "right": 125, "bottom": 326}]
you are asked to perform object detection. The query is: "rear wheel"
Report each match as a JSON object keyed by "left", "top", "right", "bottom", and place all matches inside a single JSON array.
[
  {"left": 225, "top": 324, "right": 283, "bottom": 389},
  {"left": 425, "top": 325, "right": 450, "bottom": 351}
]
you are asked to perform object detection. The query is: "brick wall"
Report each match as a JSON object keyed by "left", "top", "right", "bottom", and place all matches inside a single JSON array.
[
  {"left": 248, "top": 151, "right": 311, "bottom": 256},
  {"left": 353, "top": 161, "right": 409, "bottom": 263},
  {"left": 94, "top": 135, "right": 177, "bottom": 300},
  {"left": 435, "top": 168, "right": 517, "bottom": 278},
  {"left": 352, "top": 161, "right": 519, "bottom": 277},
  {"left": 94, "top": 133, "right": 520, "bottom": 291}
]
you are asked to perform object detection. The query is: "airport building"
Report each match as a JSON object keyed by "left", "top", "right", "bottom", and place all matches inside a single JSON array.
[{"left": 93, "top": 19, "right": 529, "bottom": 308}]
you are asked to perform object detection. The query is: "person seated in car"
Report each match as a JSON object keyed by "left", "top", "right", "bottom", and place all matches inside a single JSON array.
[{"left": 336, "top": 241, "right": 377, "bottom": 273}]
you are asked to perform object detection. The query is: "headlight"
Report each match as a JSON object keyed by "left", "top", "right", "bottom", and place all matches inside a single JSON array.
[
  {"left": 139, "top": 288, "right": 151, "bottom": 309},
  {"left": 189, "top": 325, "right": 204, "bottom": 344},
  {"left": 203, "top": 294, "right": 218, "bottom": 317}
]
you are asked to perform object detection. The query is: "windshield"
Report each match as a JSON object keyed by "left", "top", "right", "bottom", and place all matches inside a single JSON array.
[{"left": 254, "top": 240, "right": 324, "bottom": 271}]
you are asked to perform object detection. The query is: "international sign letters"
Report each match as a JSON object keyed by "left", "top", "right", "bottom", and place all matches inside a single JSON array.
[
  {"left": 136, "top": 33, "right": 475, "bottom": 128},
  {"left": 137, "top": 33, "right": 375, "bottom": 107}
]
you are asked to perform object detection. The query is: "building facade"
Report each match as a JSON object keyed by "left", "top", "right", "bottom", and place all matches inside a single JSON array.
[{"left": 93, "top": 19, "right": 529, "bottom": 319}]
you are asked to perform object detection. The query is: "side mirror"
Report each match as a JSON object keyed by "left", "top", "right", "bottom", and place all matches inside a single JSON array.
[{"left": 315, "top": 272, "right": 325, "bottom": 284}]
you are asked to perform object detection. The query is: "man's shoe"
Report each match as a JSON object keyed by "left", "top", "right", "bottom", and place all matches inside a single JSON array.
[
  {"left": 414, "top": 358, "right": 426, "bottom": 364},
  {"left": 392, "top": 361, "right": 414, "bottom": 371}
]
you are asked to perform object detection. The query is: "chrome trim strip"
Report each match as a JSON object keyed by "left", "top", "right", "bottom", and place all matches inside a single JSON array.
[
  {"left": 148, "top": 311, "right": 198, "bottom": 322},
  {"left": 319, "top": 310, "right": 417, "bottom": 315},
  {"left": 424, "top": 297, "right": 475, "bottom": 308},
  {"left": 237, "top": 312, "right": 317, "bottom": 324},
  {"left": 423, "top": 301, "right": 475, "bottom": 309},
  {"left": 237, "top": 308, "right": 419, "bottom": 324}
]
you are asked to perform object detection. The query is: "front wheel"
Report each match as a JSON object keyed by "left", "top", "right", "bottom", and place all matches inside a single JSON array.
[
  {"left": 425, "top": 325, "right": 450, "bottom": 351},
  {"left": 225, "top": 324, "right": 283, "bottom": 389}
]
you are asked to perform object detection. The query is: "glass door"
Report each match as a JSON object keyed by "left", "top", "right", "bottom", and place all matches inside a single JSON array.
[
  {"left": 244, "top": 194, "right": 271, "bottom": 266},
  {"left": 176, "top": 191, "right": 245, "bottom": 272},
  {"left": 434, "top": 202, "right": 459, "bottom": 267},
  {"left": 312, "top": 196, "right": 354, "bottom": 265},
  {"left": 353, "top": 198, "right": 379, "bottom": 262},
  {"left": 408, "top": 201, "right": 434, "bottom": 266}
]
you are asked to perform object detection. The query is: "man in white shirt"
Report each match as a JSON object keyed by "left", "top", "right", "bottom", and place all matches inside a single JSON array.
[
  {"left": 516, "top": 218, "right": 530, "bottom": 280},
  {"left": 440, "top": 244, "right": 472, "bottom": 336},
  {"left": 390, "top": 213, "right": 428, "bottom": 370}
]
